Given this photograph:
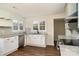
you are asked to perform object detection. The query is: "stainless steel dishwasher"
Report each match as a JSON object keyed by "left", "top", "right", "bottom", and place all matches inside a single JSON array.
[{"left": 18, "top": 35, "right": 24, "bottom": 48}]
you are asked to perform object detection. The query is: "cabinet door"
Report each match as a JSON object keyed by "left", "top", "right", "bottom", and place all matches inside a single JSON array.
[
  {"left": 36, "top": 35, "right": 46, "bottom": 47},
  {"left": 30, "top": 35, "right": 46, "bottom": 47},
  {"left": 0, "top": 18, "right": 12, "bottom": 27},
  {"left": 4, "top": 38, "right": 12, "bottom": 53},
  {"left": 24, "top": 35, "right": 27, "bottom": 46},
  {"left": 4, "top": 36, "right": 18, "bottom": 53},
  {"left": 30, "top": 35, "right": 38, "bottom": 45},
  {"left": 26, "top": 35, "right": 31, "bottom": 45},
  {"left": 10, "top": 36, "right": 18, "bottom": 49},
  {"left": 33, "top": 35, "right": 42, "bottom": 45},
  {"left": 0, "top": 39, "right": 6, "bottom": 55},
  {"left": 19, "top": 21, "right": 24, "bottom": 31},
  {"left": 12, "top": 20, "right": 18, "bottom": 32}
]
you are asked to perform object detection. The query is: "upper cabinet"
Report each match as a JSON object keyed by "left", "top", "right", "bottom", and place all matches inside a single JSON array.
[
  {"left": 12, "top": 20, "right": 24, "bottom": 32},
  {"left": 66, "top": 3, "right": 77, "bottom": 17},
  {"left": 0, "top": 9, "right": 13, "bottom": 27},
  {"left": 0, "top": 17, "right": 12, "bottom": 27}
]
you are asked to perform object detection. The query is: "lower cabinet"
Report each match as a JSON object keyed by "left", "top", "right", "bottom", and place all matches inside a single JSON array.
[
  {"left": 60, "top": 45, "right": 79, "bottom": 56},
  {"left": 0, "top": 36, "right": 18, "bottom": 56},
  {"left": 26, "top": 34, "right": 46, "bottom": 47}
]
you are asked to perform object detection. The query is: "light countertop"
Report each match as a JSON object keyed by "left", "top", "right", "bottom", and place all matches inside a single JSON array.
[
  {"left": 58, "top": 35, "right": 79, "bottom": 40},
  {"left": 0, "top": 32, "right": 25, "bottom": 38},
  {"left": 60, "top": 45, "right": 79, "bottom": 56}
]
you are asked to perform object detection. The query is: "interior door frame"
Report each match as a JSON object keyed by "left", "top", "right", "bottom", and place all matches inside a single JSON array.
[{"left": 53, "top": 18, "right": 65, "bottom": 46}]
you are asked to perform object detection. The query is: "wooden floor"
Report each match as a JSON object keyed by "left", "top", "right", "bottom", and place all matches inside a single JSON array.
[{"left": 8, "top": 46, "right": 60, "bottom": 56}]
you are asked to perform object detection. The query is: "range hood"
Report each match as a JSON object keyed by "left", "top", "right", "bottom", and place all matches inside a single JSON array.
[
  {"left": 65, "top": 11, "right": 78, "bottom": 31},
  {"left": 68, "top": 18, "right": 77, "bottom": 23},
  {"left": 65, "top": 11, "right": 78, "bottom": 23},
  {"left": 65, "top": 3, "right": 78, "bottom": 21}
]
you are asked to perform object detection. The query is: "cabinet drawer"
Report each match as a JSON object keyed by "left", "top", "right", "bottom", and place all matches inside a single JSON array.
[{"left": 4, "top": 36, "right": 18, "bottom": 51}]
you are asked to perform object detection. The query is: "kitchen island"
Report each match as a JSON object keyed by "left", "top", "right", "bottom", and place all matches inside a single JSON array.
[
  {"left": 0, "top": 34, "right": 19, "bottom": 56},
  {"left": 60, "top": 45, "right": 79, "bottom": 56},
  {"left": 58, "top": 35, "right": 79, "bottom": 56}
]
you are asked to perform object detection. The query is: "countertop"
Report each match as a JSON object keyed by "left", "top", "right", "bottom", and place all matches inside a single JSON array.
[
  {"left": 26, "top": 32, "right": 47, "bottom": 35},
  {"left": 60, "top": 45, "right": 79, "bottom": 56},
  {"left": 0, "top": 32, "right": 25, "bottom": 38},
  {"left": 58, "top": 35, "right": 79, "bottom": 40},
  {"left": 0, "top": 32, "right": 46, "bottom": 38}
]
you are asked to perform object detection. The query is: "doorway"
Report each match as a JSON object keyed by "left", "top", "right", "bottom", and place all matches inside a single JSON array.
[{"left": 54, "top": 18, "right": 65, "bottom": 47}]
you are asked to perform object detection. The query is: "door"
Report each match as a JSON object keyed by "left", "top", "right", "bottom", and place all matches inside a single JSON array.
[{"left": 54, "top": 19, "right": 65, "bottom": 47}]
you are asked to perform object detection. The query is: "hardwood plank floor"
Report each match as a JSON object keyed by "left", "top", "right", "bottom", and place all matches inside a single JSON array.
[{"left": 8, "top": 46, "right": 60, "bottom": 56}]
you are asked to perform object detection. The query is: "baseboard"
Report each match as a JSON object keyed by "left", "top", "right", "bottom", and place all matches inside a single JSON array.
[
  {"left": 46, "top": 44, "right": 54, "bottom": 46},
  {"left": 25, "top": 45, "right": 46, "bottom": 48},
  {"left": 46, "top": 45, "right": 54, "bottom": 47}
]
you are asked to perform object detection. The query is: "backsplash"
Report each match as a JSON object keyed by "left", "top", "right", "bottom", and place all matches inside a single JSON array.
[
  {"left": 65, "top": 22, "right": 79, "bottom": 38},
  {"left": 71, "top": 29, "right": 79, "bottom": 39},
  {"left": 0, "top": 27, "right": 12, "bottom": 35}
]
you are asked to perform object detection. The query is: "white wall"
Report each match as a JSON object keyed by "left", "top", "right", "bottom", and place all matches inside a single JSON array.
[{"left": 24, "top": 13, "right": 65, "bottom": 46}]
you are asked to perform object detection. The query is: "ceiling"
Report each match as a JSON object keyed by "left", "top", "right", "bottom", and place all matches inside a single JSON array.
[{"left": 0, "top": 3, "right": 66, "bottom": 18}]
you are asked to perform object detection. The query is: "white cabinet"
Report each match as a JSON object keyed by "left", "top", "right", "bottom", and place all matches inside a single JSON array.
[
  {"left": 24, "top": 35, "right": 27, "bottom": 46},
  {"left": 12, "top": 20, "right": 24, "bottom": 32},
  {"left": 0, "top": 36, "right": 18, "bottom": 56},
  {"left": 0, "top": 19, "right": 12, "bottom": 27},
  {"left": 60, "top": 45, "right": 79, "bottom": 56},
  {"left": 26, "top": 34, "right": 46, "bottom": 47},
  {"left": 0, "top": 9, "right": 12, "bottom": 27}
]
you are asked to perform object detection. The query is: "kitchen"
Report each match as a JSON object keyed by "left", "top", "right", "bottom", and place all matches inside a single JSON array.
[{"left": 0, "top": 3, "right": 79, "bottom": 56}]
